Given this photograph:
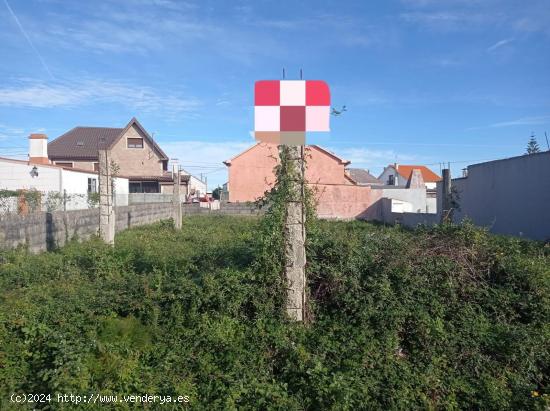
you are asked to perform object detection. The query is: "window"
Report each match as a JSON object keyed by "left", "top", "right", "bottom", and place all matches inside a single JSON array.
[
  {"left": 129, "top": 182, "right": 142, "bottom": 193},
  {"left": 142, "top": 182, "right": 159, "bottom": 193},
  {"left": 388, "top": 175, "right": 395, "bottom": 185},
  {"left": 87, "top": 178, "right": 97, "bottom": 193},
  {"left": 129, "top": 181, "right": 160, "bottom": 193},
  {"left": 127, "top": 138, "right": 143, "bottom": 148}
]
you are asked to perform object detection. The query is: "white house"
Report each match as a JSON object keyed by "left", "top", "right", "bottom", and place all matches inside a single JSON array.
[
  {"left": 0, "top": 133, "right": 129, "bottom": 212},
  {"left": 378, "top": 164, "right": 441, "bottom": 190},
  {"left": 183, "top": 169, "right": 207, "bottom": 198}
]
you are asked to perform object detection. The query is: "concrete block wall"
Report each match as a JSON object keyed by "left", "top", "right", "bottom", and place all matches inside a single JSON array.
[
  {"left": 362, "top": 197, "right": 439, "bottom": 228},
  {"left": 182, "top": 203, "right": 264, "bottom": 216},
  {"left": 448, "top": 152, "right": 550, "bottom": 240},
  {"left": 0, "top": 203, "right": 174, "bottom": 253},
  {"left": 0, "top": 208, "right": 100, "bottom": 253},
  {"left": 115, "top": 203, "right": 173, "bottom": 231}
]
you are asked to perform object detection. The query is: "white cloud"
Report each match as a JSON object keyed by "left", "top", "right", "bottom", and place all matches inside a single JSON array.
[
  {"left": 0, "top": 124, "right": 25, "bottom": 135},
  {"left": 28, "top": 3, "right": 286, "bottom": 63},
  {"left": 400, "top": 0, "right": 550, "bottom": 36},
  {"left": 0, "top": 79, "right": 201, "bottom": 116},
  {"left": 400, "top": 11, "right": 495, "bottom": 30},
  {"left": 487, "top": 38, "right": 513, "bottom": 52},
  {"left": 326, "top": 147, "right": 418, "bottom": 172},
  {"left": 489, "top": 115, "right": 550, "bottom": 128},
  {"left": 467, "top": 115, "right": 550, "bottom": 130}
]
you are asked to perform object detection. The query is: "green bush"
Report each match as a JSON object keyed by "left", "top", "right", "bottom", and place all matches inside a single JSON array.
[{"left": 0, "top": 216, "right": 548, "bottom": 409}]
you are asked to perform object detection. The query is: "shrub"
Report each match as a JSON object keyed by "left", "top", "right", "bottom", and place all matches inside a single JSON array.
[{"left": 0, "top": 217, "right": 548, "bottom": 409}]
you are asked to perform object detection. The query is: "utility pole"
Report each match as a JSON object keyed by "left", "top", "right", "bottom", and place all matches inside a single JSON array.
[
  {"left": 440, "top": 168, "right": 452, "bottom": 224},
  {"left": 172, "top": 165, "right": 182, "bottom": 229},
  {"left": 98, "top": 149, "right": 115, "bottom": 244},
  {"left": 283, "top": 144, "right": 306, "bottom": 322}
]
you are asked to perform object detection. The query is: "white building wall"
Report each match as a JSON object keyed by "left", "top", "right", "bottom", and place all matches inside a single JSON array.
[
  {"left": 378, "top": 166, "right": 401, "bottom": 186},
  {"left": 426, "top": 196, "right": 437, "bottom": 213},
  {"left": 379, "top": 166, "right": 438, "bottom": 190},
  {"left": 188, "top": 174, "right": 207, "bottom": 197},
  {"left": 0, "top": 158, "right": 129, "bottom": 210},
  {"left": 0, "top": 159, "right": 61, "bottom": 192},
  {"left": 391, "top": 199, "right": 413, "bottom": 213},
  {"left": 61, "top": 169, "right": 95, "bottom": 194},
  {"left": 376, "top": 186, "right": 430, "bottom": 213},
  {"left": 60, "top": 168, "right": 97, "bottom": 210}
]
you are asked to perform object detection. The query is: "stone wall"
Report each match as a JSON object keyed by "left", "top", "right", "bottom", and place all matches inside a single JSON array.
[{"left": 0, "top": 203, "right": 173, "bottom": 253}]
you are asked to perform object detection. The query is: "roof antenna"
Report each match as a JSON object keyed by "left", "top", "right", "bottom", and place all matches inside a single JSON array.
[
  {"left": 545, "top": 131, "right": 550, "bottom": 151},
  {"left": 282, "top": 68, "right": 285, "bottom": 80},
  {"left": 300, "top": 68, "right": 303, "bottom": 80}
]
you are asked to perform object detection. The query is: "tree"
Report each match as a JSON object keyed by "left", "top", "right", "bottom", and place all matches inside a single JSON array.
[
  {"left": 212, "top": 187, "right": 221, "bottom": 200},
  {"left": 526, "top": 134, "right": 541, "bottom": 154}
]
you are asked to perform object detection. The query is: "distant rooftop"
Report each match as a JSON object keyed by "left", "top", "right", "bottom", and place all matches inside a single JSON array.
[
  {"left": 347, "top": 168, "right": 383, "bottom": 185},
  {"left": 395, "top": 165, "right": 441, "bottom": 183}
]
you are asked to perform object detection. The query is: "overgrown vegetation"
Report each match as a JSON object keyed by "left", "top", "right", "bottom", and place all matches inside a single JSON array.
[
  {"left": 0, "top": 216, "right": 549, "bottom": 409},
  {"left": 255, "top": 145, "right": 319, "bottom": 321},
  {"left": 0, "top": 188, "right": 42, "bottom": 214}
]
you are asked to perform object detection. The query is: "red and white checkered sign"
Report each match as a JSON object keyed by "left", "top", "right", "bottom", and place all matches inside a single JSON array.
[{"left": 254, "top": 80, "right": 331, "bottom": 134}]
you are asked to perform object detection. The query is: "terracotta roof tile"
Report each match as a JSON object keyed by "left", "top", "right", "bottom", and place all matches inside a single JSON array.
[{"left": 396, "top": 165, "right": 441, "bottom": 182}]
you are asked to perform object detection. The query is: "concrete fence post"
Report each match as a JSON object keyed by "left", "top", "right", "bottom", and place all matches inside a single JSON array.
[
  {"left": 172, "top": 167, "right": 182, "bottom": 229},
  {"left": 98, "top": 149, "right": 115, "bottom": 244},
  {"left": 283, "top": 145, "right": 306, "bottom": 322},
  {"left": 441, "top": 168, "right": 452, "bottom": 223}
]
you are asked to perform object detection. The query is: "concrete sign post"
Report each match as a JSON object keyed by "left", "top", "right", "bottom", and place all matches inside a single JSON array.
[
  {"left": 284, "top": 144, "right": 307, "bottom": 321},
  {"left": 254, "top": 78, "right": 331, "bottom": 321}
]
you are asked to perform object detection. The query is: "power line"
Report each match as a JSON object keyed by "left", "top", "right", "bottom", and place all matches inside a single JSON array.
[{"left": 201, "top": 167, "right": 226, "bottom": 175}]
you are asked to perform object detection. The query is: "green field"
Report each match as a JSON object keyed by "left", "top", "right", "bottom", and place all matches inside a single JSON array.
[{"left": 1, "top": 216, "right": 549, "bottom": 410}]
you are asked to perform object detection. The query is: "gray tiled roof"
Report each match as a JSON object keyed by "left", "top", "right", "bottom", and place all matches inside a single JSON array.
[
  {"left": 48, "top": 127, "right": 123, "bottom": 159},
  {"left": 347, "top": 168, "right": 383, "bottom": 185}
]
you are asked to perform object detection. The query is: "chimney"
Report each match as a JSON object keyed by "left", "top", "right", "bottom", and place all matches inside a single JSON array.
[
  {"left": 29, "top": 134, "right": 49, "bottom": 164},
  {"left": 407, "top": 169, "right": 424, "bottom": 189}
]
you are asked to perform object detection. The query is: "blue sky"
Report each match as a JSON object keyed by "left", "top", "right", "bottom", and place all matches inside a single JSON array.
[{"left": 0, "top": 0, "right": 549, "bottom": 188}]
